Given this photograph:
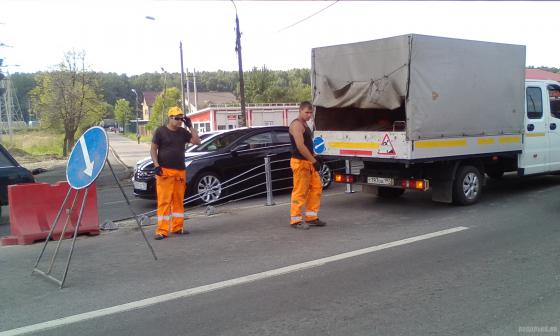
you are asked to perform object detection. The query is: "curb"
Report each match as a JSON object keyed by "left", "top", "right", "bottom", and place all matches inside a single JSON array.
[{"left": 108, "top": 145, "right": 132, "bottom": 174}]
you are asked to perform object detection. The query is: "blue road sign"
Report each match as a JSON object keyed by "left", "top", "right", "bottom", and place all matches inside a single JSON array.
[
  {"left": 66, "top": 126, "right": 109, "bottom": 190},
  {"left": 313, "top": 136, "right": 326, "bottom": 154}
]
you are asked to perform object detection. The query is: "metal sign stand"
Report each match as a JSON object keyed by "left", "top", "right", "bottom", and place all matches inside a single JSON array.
[
  {"left": 32, "top": 127, "right": 157, "bottom": 289},
  {"left": 32, "top": 187, "right": 90, "bottom": 288},
  {"left": 105, "top": 158, "right": 157, "bottom": 261}
]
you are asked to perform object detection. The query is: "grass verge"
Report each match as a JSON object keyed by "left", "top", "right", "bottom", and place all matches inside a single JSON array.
[{"left": 2, "top": 129, "right": 64, "bottom": 163}]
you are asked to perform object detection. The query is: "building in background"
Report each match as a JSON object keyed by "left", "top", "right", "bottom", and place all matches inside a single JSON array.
[
  {"left": 141, "top": 91, "right": 159, "bottom": 121},
  {"left": 525, "top": 68, "right": 560, "bottom": 81},
  {"left": 187, "top": 103, "right": 300, "bottom": 133}
]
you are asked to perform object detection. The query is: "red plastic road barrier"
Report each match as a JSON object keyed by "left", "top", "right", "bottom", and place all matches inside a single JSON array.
[{"left": 0, "top": 182, "right": 100, "bottom": 246}]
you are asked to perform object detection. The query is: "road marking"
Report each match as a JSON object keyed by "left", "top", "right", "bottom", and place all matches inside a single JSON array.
[{"left": 0, "top": 226, "right": 468, "bottom": 336}]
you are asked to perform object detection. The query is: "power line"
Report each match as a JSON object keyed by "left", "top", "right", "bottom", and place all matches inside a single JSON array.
[{"left": 277, "top": 0, "right": 340, "bottom": 33}]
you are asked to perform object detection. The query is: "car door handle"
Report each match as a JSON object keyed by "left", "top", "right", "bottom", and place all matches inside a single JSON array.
[
  {"left": 551, "top": 123, "right": 557, "bottom": 130},
  {"left": 527, "top": 124, "right": 535, "bottom": 131}
]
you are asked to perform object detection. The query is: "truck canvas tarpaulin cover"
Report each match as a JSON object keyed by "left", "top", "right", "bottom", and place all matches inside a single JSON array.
[{"left": 311, "top": 34, "right": 526, "bottom": 140}]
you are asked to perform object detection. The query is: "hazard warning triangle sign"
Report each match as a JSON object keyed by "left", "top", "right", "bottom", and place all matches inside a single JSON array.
[{"left": 378, "top": 134, "right": 396, "bottom": 156}]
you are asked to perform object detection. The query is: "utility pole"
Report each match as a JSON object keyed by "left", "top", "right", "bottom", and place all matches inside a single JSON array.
[
  {"left": 131, "top": 89, "right": 140, "bottom": 144},
  {"left": 161, "top": 67, "right": 167, "bottom": 127},
  {"left": 232, "top": 1, "right": 247, "bottom": 127},
  {"left": 193, "top": 68, "right": 198, "bottom": 111},
  {"left": 186, "top": 67, "right": 190, "bottom": 114},
  {"left": 179, "top": 42, "right": 187, "bottom": 115}
]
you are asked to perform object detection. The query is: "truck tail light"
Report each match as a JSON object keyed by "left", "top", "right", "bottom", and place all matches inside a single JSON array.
[
  {"left": 400, "top": 179, "right": 429, "bottom": 191},
  {"left": 334, "top": 174, "right": 355, "bottom": 183}
]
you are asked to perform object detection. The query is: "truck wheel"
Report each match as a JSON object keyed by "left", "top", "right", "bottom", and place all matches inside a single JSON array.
[
  {"left": 486, "top": 170, "right": 504, "bottom": 179},
  {"left": 453, "top": 165, "right": 482, "bottom": 205},
  {"left": 377, "top": 187, "right": 405, "bottom": 198}
]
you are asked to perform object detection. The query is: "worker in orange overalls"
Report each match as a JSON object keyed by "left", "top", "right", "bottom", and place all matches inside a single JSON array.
[
  {"left": 288, "top": 101, "right": 327, "bottom": 230},
  {"left": 151, "top": 106, "right": 200, "bottom": 240}
]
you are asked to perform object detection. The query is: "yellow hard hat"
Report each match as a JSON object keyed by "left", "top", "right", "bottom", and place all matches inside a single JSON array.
[{"left": 167, "top": 106, "right": 183, "bottom": 116}]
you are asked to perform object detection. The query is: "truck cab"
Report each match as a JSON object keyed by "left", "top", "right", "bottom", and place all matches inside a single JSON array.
[{"left": 519, "top": 80, "right": 560, "bottom": 175}]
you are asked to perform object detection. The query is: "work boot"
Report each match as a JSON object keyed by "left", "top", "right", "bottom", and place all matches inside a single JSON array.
[
  {"left": 291, "top": 222, "right": 310, "bottom": 230},
  {"left": 307, "top": 219, "right": 327, "bottom": 227},
  {"left": 154, "top": 234, "right": 166, "bottom": 240},
  {"left": 172, "top": 229, "right": 190, "bottom": 235}
]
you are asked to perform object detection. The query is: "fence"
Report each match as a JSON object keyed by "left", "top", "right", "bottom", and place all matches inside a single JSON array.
[{"left": 114, "top": 156, "right": 348, "bottom": 225}]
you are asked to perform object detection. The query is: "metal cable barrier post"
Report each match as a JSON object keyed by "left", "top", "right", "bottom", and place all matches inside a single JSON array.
[
  {"left": 264, "top": 155, "right": 275, "bottom": 206},
  {"left": 345, "top": 160, "right": 354, "bottom": 193}
]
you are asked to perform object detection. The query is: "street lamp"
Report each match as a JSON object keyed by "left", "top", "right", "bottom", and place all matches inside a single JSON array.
[{"left": 131, "top": 89, "right": 140, "bottom": 144}]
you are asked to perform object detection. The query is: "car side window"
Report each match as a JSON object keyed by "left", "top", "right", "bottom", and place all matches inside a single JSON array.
[
  {"left": 241, "top": 132, "right": 273, "bottom": 149},
  {"left": 194, "top": 132, "right": 240, "bottom": 152},
  {"left": 0, "top": 151, "right": 14, "bottom": 168},
  {"left": 274, "top": 131, "right": 291, "bottom": 145},
  {"left": 526, "top": 87, "right": 543, "bottom": 120}
]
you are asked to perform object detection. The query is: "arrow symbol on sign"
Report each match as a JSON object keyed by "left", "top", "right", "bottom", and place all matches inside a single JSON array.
[{"left": 79, "top": 137, "right": 95, "bottom": 176}]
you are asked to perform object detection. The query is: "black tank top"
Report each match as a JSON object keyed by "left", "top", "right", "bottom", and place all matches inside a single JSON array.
[{"left": 289, "top": 120, "right": 314, "bottom": 160}]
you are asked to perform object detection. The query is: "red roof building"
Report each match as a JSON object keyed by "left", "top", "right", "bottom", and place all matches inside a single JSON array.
[{"left": 525, "top": 69, "right": 560, "bottom": 82}]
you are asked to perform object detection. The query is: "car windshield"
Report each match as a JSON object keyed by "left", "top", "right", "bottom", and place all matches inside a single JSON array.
[
  {"left": 191, "top": 132, "right": 243, "bottom": 152},
  {"left": 186, "top": 132, "right": 218, "bottom": 152}
]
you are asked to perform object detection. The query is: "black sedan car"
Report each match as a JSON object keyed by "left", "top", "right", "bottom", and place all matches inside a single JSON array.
[
  {"left": 0, "top": 144, "right": 35, "bottom": 207},
  {"left": 132, "top": 126, "right": 341, "bottom": 203}
]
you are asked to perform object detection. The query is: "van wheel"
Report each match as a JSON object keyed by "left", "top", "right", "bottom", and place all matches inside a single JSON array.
[
  {"left": 453, "top": 165, "right": 482, "bottom": 205},
  {"left": 377, "top": 187, "right": 405, "bottom": 198}
]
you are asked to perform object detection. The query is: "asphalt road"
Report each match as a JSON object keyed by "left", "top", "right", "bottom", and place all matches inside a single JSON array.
[{"left": 2, "top": 173, "right": 560, "bottom": 335}]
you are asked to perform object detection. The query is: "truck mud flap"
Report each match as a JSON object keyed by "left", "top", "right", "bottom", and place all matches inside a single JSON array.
[{"left": 431, "top": 179, "right": 453, "bottom": 203}]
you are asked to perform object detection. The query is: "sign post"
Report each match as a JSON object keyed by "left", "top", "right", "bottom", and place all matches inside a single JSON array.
[{"left": 33, "top": 127, "right": 156, "bottom": 289}]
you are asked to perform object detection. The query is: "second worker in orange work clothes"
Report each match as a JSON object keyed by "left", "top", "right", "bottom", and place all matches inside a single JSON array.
[
  {"left": 150, "top": 106, "right": 201, "bottom": 240},
  {"left": 288, "top": 101, "right": 327, "bottom": 230}
]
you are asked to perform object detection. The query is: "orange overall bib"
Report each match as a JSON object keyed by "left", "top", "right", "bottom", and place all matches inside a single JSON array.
[
  {"left": 155, "top": 167, "right": 187, "bottom": 236},
  {"left": 290, "top": 158, "right": 322, "bottom": 225}
]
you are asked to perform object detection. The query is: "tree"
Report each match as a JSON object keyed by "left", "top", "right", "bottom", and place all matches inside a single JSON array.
[
  {"left": 96, "top": 72, "right": 133, "bottom": 106},
  {"left": 31, "top": 50, "right": 105, "bottom": 156},
  {"left": 245, "top": 66, "right": 275, "bottom": 103},
  {"left": 114, "top": 98, "right": 132, "bottom": 130},
  {"left": 244, "top": 66, "right": 311, "bottom": 103},
  {"left": 148, "top": 87, "right": 181, "bottom": 130}
]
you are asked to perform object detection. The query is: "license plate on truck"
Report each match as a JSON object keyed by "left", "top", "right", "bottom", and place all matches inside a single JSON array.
[
  {"left": 134, "top": 181, "right": 147, "bottom": 190},
  {"left": 367, "top": 177, "right": 393, "bottom": 186}
]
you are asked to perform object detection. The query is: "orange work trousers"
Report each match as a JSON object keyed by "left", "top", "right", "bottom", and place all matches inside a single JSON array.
[
  {"left": 155, "top": 167, "right": 187, "bottom": 236},
  {"left": 290, "top": 158, "right": 322, "bottom": 224}
]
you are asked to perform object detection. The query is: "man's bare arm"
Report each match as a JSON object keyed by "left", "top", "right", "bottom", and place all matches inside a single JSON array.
[
  {"left": 150, "top": 143, "right": 160, "bottom": 167},
  {"left": 289, "top": 122, "right": 316, "bottom": 163},
  {"left": 189, "top": 126, "right": 201, "bottom": 145}
]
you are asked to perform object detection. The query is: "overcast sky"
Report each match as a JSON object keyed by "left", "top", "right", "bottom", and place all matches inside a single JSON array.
[{"left": 1, "top": 1, "right": 559, "bottom": 75}]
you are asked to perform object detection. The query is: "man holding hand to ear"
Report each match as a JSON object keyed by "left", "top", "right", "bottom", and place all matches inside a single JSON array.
[{"left": 151, "top": 106, "right": 200, "bottom": 240}]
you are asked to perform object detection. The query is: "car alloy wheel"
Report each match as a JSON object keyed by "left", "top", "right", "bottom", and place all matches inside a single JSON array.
[{"left": 196, "top": 173, "right": 223, "bottom": 203}]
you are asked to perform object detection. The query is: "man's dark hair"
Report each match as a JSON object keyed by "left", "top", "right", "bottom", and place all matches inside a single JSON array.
[{"left": 299, "top": 101, "right": 313, "bottom": 110}]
